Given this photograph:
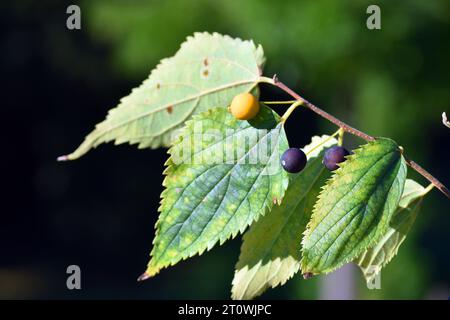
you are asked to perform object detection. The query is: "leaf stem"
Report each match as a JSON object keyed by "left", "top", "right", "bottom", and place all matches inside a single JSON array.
[
  {"left": 260, "top": 75, "right": 450, "bottom": 199},
  {"left": 423, "top": 183, "right": 435, "bottom": 196},
  {"left": 338, "top": 128, "right": 345, "bottom": 147}
]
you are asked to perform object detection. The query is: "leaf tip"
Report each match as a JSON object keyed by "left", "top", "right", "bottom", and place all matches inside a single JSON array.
[
  {"left": 137, "top": 271, "right": 151, "bottom": 282},
  {"left": 57, "top": 155, "right": 70, "bottom": 162}
]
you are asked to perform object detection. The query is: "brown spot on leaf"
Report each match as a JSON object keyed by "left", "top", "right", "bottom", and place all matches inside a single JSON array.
[
  {"left": 167, "top": 105, "right": 173, "bottom": 114},
  {"left": 203, "top": 69, "right": 209, "bottom": 77},
  {"left": 273, "top": 197, "right": 283, "bottom": 205},
  {"left": 156, "top": 83, "right": 161, "bottom": 89},
  {"left": 203, "top": 58, "right": 209, "bottom": 66}
]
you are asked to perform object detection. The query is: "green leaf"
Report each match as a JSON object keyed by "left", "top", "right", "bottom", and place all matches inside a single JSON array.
[
  {"left": 62, "top": 32, "right": 265, "bottom": 160},
  {"left": 144, "top": 105, "right": 289, "bottom": 277},
  {"left": 231, "top": 135, "right": 337, "bottom": 300},
  {"left": 356, "top": 179, "right": 428, "bottom": 283},
  {"left": 301, "top": 138, "right": 407, "bottom": 275}
]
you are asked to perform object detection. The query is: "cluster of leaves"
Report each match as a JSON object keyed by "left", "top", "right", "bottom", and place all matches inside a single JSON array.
[{"left": 63, "top": 33, "right": 430, "bottom": 299}]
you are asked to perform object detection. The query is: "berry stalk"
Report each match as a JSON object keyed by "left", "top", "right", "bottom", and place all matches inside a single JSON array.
[{"left": 280, "top": 100, "right": 303, "bottom": 123}]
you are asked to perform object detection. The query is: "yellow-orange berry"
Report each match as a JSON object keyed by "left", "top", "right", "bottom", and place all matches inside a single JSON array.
[{"left": 229, "top": 93, "right": 260, "bottom": 120}]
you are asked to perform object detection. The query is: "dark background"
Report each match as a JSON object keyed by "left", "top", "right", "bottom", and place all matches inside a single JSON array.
[{"left": 1, "top": 0, "right": 449, "bottom": 299}]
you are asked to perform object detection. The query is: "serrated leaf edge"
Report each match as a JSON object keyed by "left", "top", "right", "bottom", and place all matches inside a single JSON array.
[
  {"left": 64, "top": 32, "right": 265, "bottom": 160},
  {"left": 300, "top": 138, "right": 406, "bottom": 276},
  {"left": 145, "top": 106, "right": 289, "bottom": 277},
  {"left": 356, "top": 180, "right": 428, "bottom": 282},
  {"left": 231, "top": 135, "right": 337, "bottom": 299}
]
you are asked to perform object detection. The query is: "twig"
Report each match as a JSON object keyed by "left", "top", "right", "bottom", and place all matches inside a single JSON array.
[
  {"left": 260, "top": 75, "right": 450, "bottom": 199},
  {"left": 261, "top": 76, "right": 374, "bottom": 141},
  {"left": 404, "top": 158, "right": 449, "bottom": 198}
]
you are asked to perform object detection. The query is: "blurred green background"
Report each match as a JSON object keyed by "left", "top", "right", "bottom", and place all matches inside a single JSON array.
[{"left": 1, "top": 0, "right": 449, "bottom": 299}]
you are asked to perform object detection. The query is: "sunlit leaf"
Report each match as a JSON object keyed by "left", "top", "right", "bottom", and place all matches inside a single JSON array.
[
  {"left": 356, "top": 179, "right": 428, "bottom": 283},
  {"left": 62, "top": 32, "right": 265, "bottom": 160},
  {"left": 301, "top": 138, "right": 407, "bottom": 275},
  {"left": 144, "top": 105, "right": 289, "bottom": 277}
]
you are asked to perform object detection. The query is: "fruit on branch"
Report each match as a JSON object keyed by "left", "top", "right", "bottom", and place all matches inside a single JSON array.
[
  {"left": 322, "top": 146, "right": 350, "bottom": 171},
  {"left": 58, "top": 33, "right": 450, "bottom": 300},
  {"left": 229, "top": 93, "right": 260, "bottom": 120},
  {"left": 281, "top": 148, "right": 307, "bottom": 173}
]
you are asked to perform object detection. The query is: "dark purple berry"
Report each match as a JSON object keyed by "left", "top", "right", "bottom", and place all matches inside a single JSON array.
[
  {"left": 323, "top": 146, "right": 350, "bottom": 171},
  {"left": 281, "top": 148, "right": 307, "bottom": 173}
]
